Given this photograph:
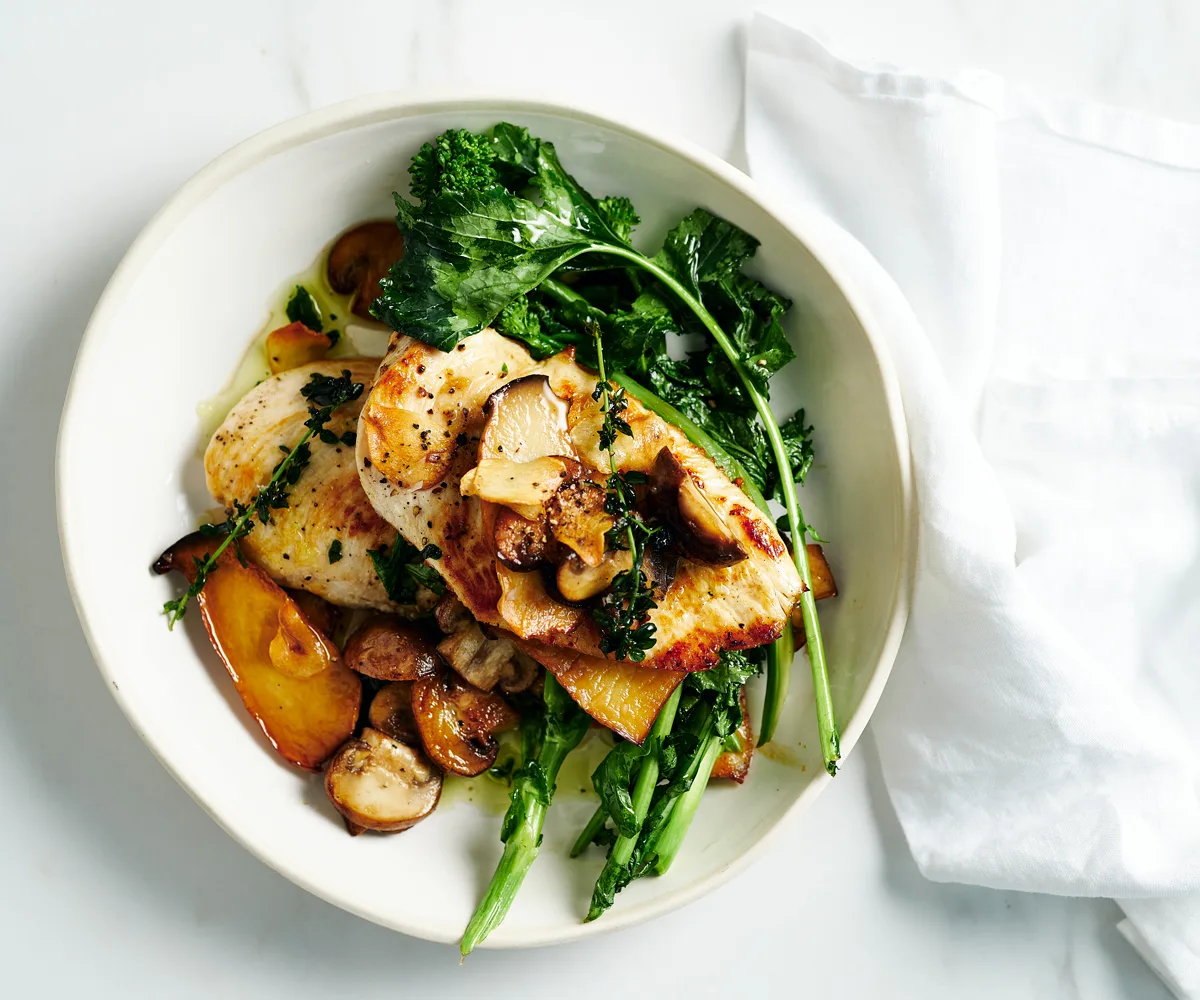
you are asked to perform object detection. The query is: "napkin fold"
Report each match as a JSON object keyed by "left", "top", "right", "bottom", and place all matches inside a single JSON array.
[{"left": 745, "top": 15, "right": 1200, "bottom": 997}]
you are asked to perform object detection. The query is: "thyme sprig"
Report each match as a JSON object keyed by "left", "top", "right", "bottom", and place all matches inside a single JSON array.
[
  {"left": 589, "top": 324, "right": 658, "bottom": 661},
  {"left": 161, "top": 370, "right": 364, "bottom": 629}
]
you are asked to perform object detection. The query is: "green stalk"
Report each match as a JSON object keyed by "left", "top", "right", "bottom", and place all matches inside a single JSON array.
[
  {"left": 758, "top": 620, "right": 794, "bottom": 747},
  {"left": 570, "top": 805, "right": 608, "bottom": 859},
  {"left": 587, "top": 247, "right": 838, "bottom": 773},
  {"left": 585, "top": 685, "right": 682, "bottom": 921},
  {"left": 459, "top": 676, "right": 587, "bottom": 956},
  {"left": 651, "top": 733, "right": 723, "bottom": 875}
]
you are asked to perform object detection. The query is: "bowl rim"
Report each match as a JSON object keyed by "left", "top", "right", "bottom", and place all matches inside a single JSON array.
[{"left": 56, "top": 90, "right": 915, "bottom": 948}]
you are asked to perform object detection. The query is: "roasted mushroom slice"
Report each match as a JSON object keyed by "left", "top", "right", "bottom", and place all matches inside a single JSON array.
[
  {"left": 324, "top": 728, "right": 442, "bottom": 833},
  {"left": 648, "top": 447, "right": 747, "bottom": 566},
  {"left": 554, "top": 549, "right": 632, "bottom": 604},
  {"left": 326, "top": 221, "right": 406, "bottom": 321},
  {"left": 460, "top": 455, "right": 583, "bottom": 510},
  {"left": 368, "top": 681, "right": 419, "bottom": 743},
  {"left": 436, "top": 619, "right": 536, "bottom": 692},
  {"left": 480, "top": 374, "right": 575, "bottom": 463},
  {"left": 343, "top": 615, "right": 441, "bottom": 681},
  {"left": 411, "top": 670, "right": 519, "bottom": 776},
  {"left": 493, "top": 506, "right": 554, "bottom": 571},
  {"left": 545, "top": 478, "right": 610, "bottom": 566}
]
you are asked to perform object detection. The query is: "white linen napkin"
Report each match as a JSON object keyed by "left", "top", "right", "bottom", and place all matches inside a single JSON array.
[{"left": 745, "top": 14, "right": 1200, "bottom": 998}]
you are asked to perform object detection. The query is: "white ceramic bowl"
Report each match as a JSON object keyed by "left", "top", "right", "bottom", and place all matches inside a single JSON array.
[{"left": 57, "top": 95, "right": 913, "bottom": 947}]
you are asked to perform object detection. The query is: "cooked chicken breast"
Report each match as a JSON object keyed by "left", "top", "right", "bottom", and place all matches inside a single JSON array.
[
  {"left": 205, "top": 358, "right": 400, "bottom": 611},
  {"left": 356, "top": 330, "right": 803, "bottom": 672}
]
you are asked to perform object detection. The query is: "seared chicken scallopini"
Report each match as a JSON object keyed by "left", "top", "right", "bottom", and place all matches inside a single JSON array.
[{"left": 355, "top": 330, "right": 803, "bottom": 672}]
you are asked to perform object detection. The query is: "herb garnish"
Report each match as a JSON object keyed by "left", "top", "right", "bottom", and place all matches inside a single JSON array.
[
  {"left": 327, "top": 539, "right": 343, "bottom": 564},
  {"left": 285, "top": 285, "right": 323, "bottom": 332},
  {"left": 369, "top": 539, "right": 444, "bottom": 604},
  {"left": 589, "top": 325, "right": 658, "bottom": 661},
  {"left": 161, "top": 370, "right": 363, "bottom": 628}
]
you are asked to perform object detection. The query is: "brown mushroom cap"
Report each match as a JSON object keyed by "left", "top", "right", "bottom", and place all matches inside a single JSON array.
[
  {"left": 493, "top": 506, "right": 555, "bottom": 571},
  {"left": 368, "top": 681, "right": 419, "bottom": 743},
  {"left": 343, "top": 616, "right": 441, "bottom": 682},
  {"left": 411, "top": 669, "right": 519, "bottom": 776},
  {"left": 326, "top": 221, "right": 406, "bottom": 321},
  {"left": 324, "top": 728, "right": 442, "bottom": 833}
]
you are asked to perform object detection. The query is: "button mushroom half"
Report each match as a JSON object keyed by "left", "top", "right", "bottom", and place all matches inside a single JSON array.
[{"left": 324, "top": 728, "right": 442, "bottom": 833}]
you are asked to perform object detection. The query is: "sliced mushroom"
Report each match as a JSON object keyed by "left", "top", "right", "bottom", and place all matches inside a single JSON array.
[
  {"left": 545, "top": 478, "right": 611, "bottom": 566},
  {"left": 265, "top": 321, "right": 332, "bottom": 374},
  {"left": 436, "top": 621, "right": 519, "bottom": 691},
  {"left": 343, "top": 616, "right": 441, "bottom": 681},
  {"left": 326, "top": 221, "right": 406, "bottom": 321},
  {"left": 460, "top": 455, "right": 583, "bottom": 509},
  {"left": 555, "top": 549, "right": 633, "bottom": 604},
  {"left": 480, "top": 374, "right": 575, "bottom": 463},
  {"left": 368, "top": 681, "right": 418, "bottom": 743},
  {"left": 648, "top": 447, "right": 747, "bottom": 567},
  {"left": 643, "top": 541, "right": 680, "bottom": 600},
  {"left": 493, "top": 506, "right": 554, "bottom": 571},
  {"left": 324, "top": 728, "right": 441, "bottom": 833},
  {"left": 411, "top": 669, "right": 519, "bottom": 776},
  {"left": 501, "top": 649, "right": 541, "bottom": 693}
]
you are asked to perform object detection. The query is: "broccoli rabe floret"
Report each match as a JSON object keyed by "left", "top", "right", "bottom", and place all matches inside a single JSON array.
[{"left": 408, "top": 128, "right": 497, "bottom": 202}]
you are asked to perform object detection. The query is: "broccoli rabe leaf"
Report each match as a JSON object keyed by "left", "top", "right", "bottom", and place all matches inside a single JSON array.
[
  {"left": 590, "top": 739, "right": 652, "bottom": 839},
  {"left": 373, "top": 125, "right": 651, "bottom": 349}
]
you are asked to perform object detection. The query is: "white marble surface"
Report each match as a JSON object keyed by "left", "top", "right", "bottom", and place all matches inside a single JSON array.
[{"left": 0, "top": 1, "right": 1188, "bottom": 996}]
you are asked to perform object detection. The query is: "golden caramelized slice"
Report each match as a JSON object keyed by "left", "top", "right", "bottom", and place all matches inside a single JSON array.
[
  {"left": 265, "top": 321, "right": 333, "bottom": 374},
  {"left": 805, "top": 543, "right": 837, "bottom": 600},
  {"left": 326, "top": 221, "right": 406, "bottom": 321},
  {"left": 411, "top": 669, "right": 519, "bottom": 776},
  {"left": 513, "top": 638, "right": 684, "bottom": 744},
  {"left": 711, "top": 687, "right": 754, "bottom": 783},
  {"left": 360, "top": 332, "right": 533, "bottom": 491},
  {"left": 368, "top": 681, "right": 419, "bottom": 743},
  {"left": 324, "top": 728, "right": 442, "bottom": 832},
  {"left": 154, "top": 533, "right": 361, "bottom": 770},
  {"left": 343, "top": 616, "right": 441, "bottom": 681}
]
